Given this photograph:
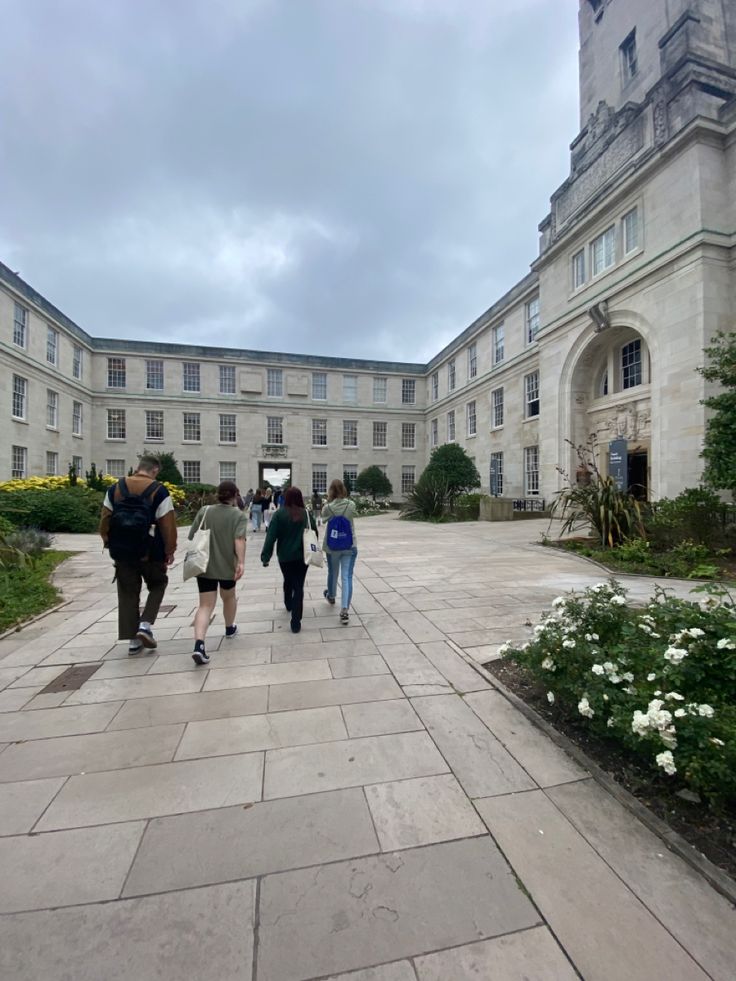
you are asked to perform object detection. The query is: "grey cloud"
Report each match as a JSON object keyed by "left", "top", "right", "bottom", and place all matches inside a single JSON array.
[{"left": 0, "top": 0, "right": 579, "bottom": 360}]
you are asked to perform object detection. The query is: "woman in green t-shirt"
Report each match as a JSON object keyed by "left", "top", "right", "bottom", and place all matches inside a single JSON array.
[{"left": 189, "top": 480, "right": 248, "bottom": 665}]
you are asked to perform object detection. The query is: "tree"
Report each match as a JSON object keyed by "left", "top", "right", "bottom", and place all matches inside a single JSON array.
[
  {"left": 146, "top": 451, "right": 183, "bottom": 485},
  {"left": 698, "top": 331, "right": 736, "bottom": 495},
  {"left": 423, "top": 443, "right": 480, "bottom": 506},
  {"left": 355, "top": 465, "right": 393, "bottom": 501}
]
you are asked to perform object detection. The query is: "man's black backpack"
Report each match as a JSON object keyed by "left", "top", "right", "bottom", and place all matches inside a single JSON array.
[{"left": 107, "top": 478, "right": 161, "bottom": 563}]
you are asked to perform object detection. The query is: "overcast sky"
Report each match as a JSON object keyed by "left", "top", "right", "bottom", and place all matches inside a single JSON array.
[{"left": 0, "top": 0, "right": 579, "bottom": 363}]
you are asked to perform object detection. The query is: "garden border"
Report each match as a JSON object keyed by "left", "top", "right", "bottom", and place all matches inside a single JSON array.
[
  {"left": 444, "top": 637, "right": 736, "bottom": 905},
  {"left": 0, "top": 599, "right": 70, "bottom": 642}
]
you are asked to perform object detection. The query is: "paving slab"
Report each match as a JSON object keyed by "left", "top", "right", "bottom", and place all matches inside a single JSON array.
[
  {"left": 8, "top": 665, "right": 68, "bottom": 688},
  {"left": 176, "top": 706, "right": 347, "bottom": 760},
  {"left": 203, "top": 659, "right": 331, "bottom": 691},
  {"left": 547, "top": 779, "right": 736, "bottom": 981},
  {"left": 464, "top": 690, "right": 587, "bottom": 787},
  {"left": 0, "top": 702, "right": 122, "bottom": 742},
  {"left": 268, "top": 674, "right": 403, "bottom": 712},
  {"left": 37, "top": 753, "right": 264, "bottom": 830},
  {"left": 64, "top": 670, "right": 206, "bottom": 704},
  {"left": 341, "top": 699, "right": 424, "bottom": 738},
  {"left": 0, "top": 687, "right": 38, "bottom": 712},
  {"left": 0, "top": 665, "right": 31, "bottom": 689},
  {"left": 476, "top": 790, "right": 709, "bottom": 981},
  {"left": 418, "top": 641, "right": 491, "bottom": 692},
  {"left": 257, "top": 836, "right": 540, "bottom": 980},
  {"left": 360, "top": 615, "right": 412, "bottom": 645},
  {"left": 264, "top": 730, "right": 449, "bottom": 799},
  {"left": 377, "top": 644, "right": 448, "bottom": 687},
  {"left": 365, "top": 773, "right": 486, "bottom": 850},
  {"left": 0, "top": 881, "right": 255, "bottom": 981},
  {"left": 0, "top": 723, "right": 184, "bottom": 781},
  {"left": 412, "top": 694, "right": 536, "bottom": 797},
  {"left": 124, "top": 787, "right": 379, "bottom": 896},
  {"left": 147, "top": 646, "right": 271, "bottom": 673},
  {"left": 329, "top": 655, "right": 390, "bottom": 678},
  {"left": 79, "top": 657, "right": 154, "bottom": 679},
  {"left": 271, "top": 638, "right": 379, "bottom": 662},
  {"left": 414, "top": 926, "right": 578, "bottom": 980},
  {"left": 325, "top": 964, "right": 415, "bottom": 981},
  {"left": 108, "top": 686, "right": 269, "bottom": 729},
  {"left": 0, "top": 822, "right": 144, "bottom": 912},
  {"left": 0, "top": 776, "right": 65, "bottom": 835}
]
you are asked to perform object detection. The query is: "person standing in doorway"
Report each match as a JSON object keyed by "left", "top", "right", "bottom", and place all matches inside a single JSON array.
[
  {"left": 189, "top": 480, "right": 247, "bottom": 665},
  {"left": 260, "top": 487, "right": 317, "bottom": 633},
  {"left": 99, "top": 454, "right": 177, "bottom": 654},
  {"left": 322, "top": 478, "right": 358, "bottom": 624}
]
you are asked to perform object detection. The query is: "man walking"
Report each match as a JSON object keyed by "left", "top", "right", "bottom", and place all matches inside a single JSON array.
[{"left": 99, "top": 455, "right": 177, "bottom": 654}]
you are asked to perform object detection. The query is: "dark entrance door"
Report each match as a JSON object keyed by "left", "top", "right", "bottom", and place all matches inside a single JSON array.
[{"left": 627, "top": 451, "right": 648, "bottom": 500}]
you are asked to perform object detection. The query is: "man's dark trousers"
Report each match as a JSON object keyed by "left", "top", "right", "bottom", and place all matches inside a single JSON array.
[{"left": 116, "top": 560, "right": 169, "bottom": 639}]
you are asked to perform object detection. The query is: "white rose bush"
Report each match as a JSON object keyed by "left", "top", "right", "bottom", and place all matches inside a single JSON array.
[{"left": 502, "top": 580, "right": 736, "bottom": 809}]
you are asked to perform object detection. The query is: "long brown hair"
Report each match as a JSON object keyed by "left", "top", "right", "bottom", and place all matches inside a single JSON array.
[
  {"left": 328, "top": 479, "right": 347, "bottom": 502},
  {"left": 284, "top": 486, "right": 306, "bottom": 521}
]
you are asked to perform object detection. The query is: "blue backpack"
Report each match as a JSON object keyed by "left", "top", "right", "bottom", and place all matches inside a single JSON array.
[{"left": 326, "top": 510, "right": 353, "bottom": 551}]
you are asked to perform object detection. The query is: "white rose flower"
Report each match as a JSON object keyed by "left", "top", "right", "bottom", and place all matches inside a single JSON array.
[
  {"left": 578, "top": 697, "right": 594, "bottom": 719},
  {"left": 610, "top": 595, "right": 626, "bottom": 606},
  {"left": 664, "top": 646, "right": 688, "bottom": 665},
  {"left": 562, "top": 639, "right": 576, "bottom": 649},
  {"left": 698, "top": 704, "right": 715, "bottom": 718},
  {"left": 710, "top": 737, "right": 725, "bottom": 747},
  {"left": 717, "top": 638, "right": 735, "bottom": 650},
  {"left": 622, "top": 672, "right": 634, "bottom": 682},
  {"left": 656, "top": 750, "right": 677, "bottom": 776},
  {"left": 607, "top": 717, "right": 615, "bottom": 728},
  {"left": 665, "top": 692, "right": 684, "bottom": 701},
  {"left": 660, "top": 728, "right": 677, "bottom": 749},
  {"left": 585, "top": 634, "right": 593, "bottom": 642},
  {"left": 687, "top": 628, "right": 705, "bottom": 638},
  {"left": 632, "top": 710, "right": 650, "bottom": 736},
  {"left": 674, "top": 708, "right": 686, "bottom": 718},
  {"left": 547, "top": 691, "right": 555, "bottom": 704},
  {"left": 541, "top": 656, "right": 556, "bottom": 671},
  {"left": 591, "top": 664, "right": 605, "bottom": 676},
  {"left": 552, "top": 597, "right": 566, "bottom": 608},
  {"left": 647, "top": 673, "right": 657, "bottom": 681},
  {"left": 534, "top": 625, "right": 546, "bottom": 636},
  {"left": 591, "top": 633, "right": 599, "bottom": 641}
]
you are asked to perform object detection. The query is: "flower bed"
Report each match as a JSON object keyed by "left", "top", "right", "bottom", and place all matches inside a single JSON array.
[{"left": 500, "top": 581, "right": 736, "bottom": 811}]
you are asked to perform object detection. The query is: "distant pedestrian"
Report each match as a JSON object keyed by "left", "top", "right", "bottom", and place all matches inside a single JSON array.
[
  {"left": 261, "top": 486, "right": 318, "bottom": 633},
  {"left": 250, "top": 488, "right": 265, "bottom": 532},
  {"left": 99, "top": 454, "right": 177, "bottom": 654},
  {"left": 189, "top": 480, "right": 247, "bottom": 665},
  {"left": 263, "top": 487, "right": 274, "bottom": 530},
  {"left": 322, "top": 478, "right": 358, "bottom": 624},
  {"left": 311, "top": 490, "right": 323, "bottom": 526},
  {"left": 244, "top": 488, "right": 254, "bottom": 508}
]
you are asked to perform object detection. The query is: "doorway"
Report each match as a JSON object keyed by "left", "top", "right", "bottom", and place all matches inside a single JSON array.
[
  {"left": 627, "top": 451, "right": 648, "bottom": 500},
  {"left": 258, "top": 463, "right": 292, "bottom": 492}
]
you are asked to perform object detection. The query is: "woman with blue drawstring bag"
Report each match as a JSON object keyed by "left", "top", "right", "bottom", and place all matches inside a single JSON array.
[{"left": 321, "top": 478, "right": 358, "bottom": 625}]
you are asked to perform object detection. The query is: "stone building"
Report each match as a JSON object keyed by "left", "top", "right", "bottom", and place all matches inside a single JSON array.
[{"left": 1, "top": 0, "right": 734, "bottom": 502}]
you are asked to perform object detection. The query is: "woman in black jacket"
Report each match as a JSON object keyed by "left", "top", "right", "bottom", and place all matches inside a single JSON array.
[{"left": 261, "top": 487, "right": 317, "bottom": 633}]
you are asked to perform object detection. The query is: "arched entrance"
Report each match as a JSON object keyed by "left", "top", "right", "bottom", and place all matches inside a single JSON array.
[{"left": 566, "top": 322, "right": 652, "bottom": 499}]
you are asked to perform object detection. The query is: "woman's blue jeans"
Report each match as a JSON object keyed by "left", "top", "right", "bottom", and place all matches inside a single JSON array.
[{"left": 326, "top": 548, "right": 358, "bottom": 610}]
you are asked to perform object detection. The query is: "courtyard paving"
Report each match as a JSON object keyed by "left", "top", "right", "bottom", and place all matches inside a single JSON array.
[{"left": 0, "top": 514, "right": 734, "bottom": 980}]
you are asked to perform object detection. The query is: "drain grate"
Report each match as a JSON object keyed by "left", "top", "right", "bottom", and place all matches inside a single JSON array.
[{"left": 41, "top": 663, "right": 102, "bottom": 694}]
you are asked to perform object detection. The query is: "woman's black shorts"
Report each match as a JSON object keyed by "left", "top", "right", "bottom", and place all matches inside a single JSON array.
[{"left": 196, "top": 577, "right": 236, "bottom": 593}]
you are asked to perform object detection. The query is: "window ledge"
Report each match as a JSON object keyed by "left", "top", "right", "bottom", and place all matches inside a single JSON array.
[
  {"left": 12, "top": 418, "right": 29, "bottom": 425},
  {"left": 523, "top": 415, "right": 540, "bottom": 424},
  {"left": 73, "top": 433, "right": 83, "bottom": 440}
]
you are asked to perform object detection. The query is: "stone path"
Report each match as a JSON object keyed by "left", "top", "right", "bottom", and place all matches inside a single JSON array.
[{"left": 0, "top": 515, "right": 734, "bottom": 980}]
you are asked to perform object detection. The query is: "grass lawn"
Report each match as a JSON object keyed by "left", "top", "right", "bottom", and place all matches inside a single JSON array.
[{"left": 0, "top": 550, "right": 72, "bottom": 633}]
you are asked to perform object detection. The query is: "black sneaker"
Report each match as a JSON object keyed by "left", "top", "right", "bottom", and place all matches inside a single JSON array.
[
  {"left": 136, "top": 626, "right": 157, "bottom": 649},
  {"left": 290, "top": 621, "right": 301, "bottom": 634},
  {"left": 192, "top": 642, "right": 209, "bottom": 666},
  {"left": 323, "top": 589, "right": 335, "bottom": 606},
  {"left": 225, "top": 625, "right": 238, "bottom": 638}
]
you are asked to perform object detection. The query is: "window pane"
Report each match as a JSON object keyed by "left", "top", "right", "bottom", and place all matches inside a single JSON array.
[
  {"left": 146, "top": 359, "right": 164, "bottom": 391},
  {"left": 312, "top": 466, "right": 327, "bottom": 495},
  {"left": 73, "top": 401, "right": 83, "bottom": 435},
  {"left": 312, "top": 418, "right": 328, "bottom": 446},
  {"left": 46, "top": 451, "right": 59, "bottom": 476},
  {"left": 72, "top": 455, "right": 83, "bottom": 475},
  {"left": 343, "top": 465, "right": 358, "bottom": 488},
  {"left": 343, "top": 420, "right": 358, "bottom": 447},
  {"left": 373, "top": 421, "right": 387, "bottom": 448},
  {"left": 219, "top": 461, "right": 236, "bottom": 481},
  {"left": 46, "top": 327, "right": 58, "bottom": 365},
  {"left": 183, "top": 362, "right": 200, "bottom": 392},
  {"left": 219, "top": 364, "right": 236, "bottom": 394},
  {"left": 401, "top": 466, "right": 415, "bottom": 494},
  {"left": 448, "top": 361, "right": 456, "bottom": 391},
  {"left": 430, "top": 418, "right": 438, "bottom": 447},
  {"left": 447, "top": 410, "right": 455, "bottom": 441},
  {"left": 373, "top": 376, "right": 387, "bottom": 403},
  {"left": 401, "top": 422, "right": 416, "bottom": 449},
  {"left": 13, "top": 304, "right": 27, "bottom": 347},
  {"left": 11, "top": 445, "right": 27, "bottom": 479},
  {"left": 107, "top": 358, "right": 126, "bottom": 388},
  {"left": 525, "top": 371, "right": 540, "bottom": 417},
  {"left": 621, "top": 339, "right": 642, "bottom": 389},
  {"left": 524, "top": 445, "right": 540, "bottom": 495},
  {"left": 468, "top": 343, "right": 477, "bottom": 379},
  {"left": 183, "top": 461, "right": 201, "bottom": 483},
  {"left": 219, "top": 414, "right": 236, "bottom": 443},
  {"left": 492, "top": 388, "right": 504, "bottom": 428},
  {"left": 183, "top": 412, "right": 201, "bottom": 441},
  {"left": 591, "top": 226, "right": 616, "bottom": 276},
  {"left": 492, "top": 325, "right": 504, "bottom": 364},
  {"left": 73, "top": 345, "right": 83, "bottom": 379},
  {"left": 312, "top": 372, "right": 327, "bottom": 400},
  {"left": 466, "top": 400, "right": 476, "bottom": 436},
  {"left": 267, "top": 368, "right": 283, "bottom": 397},
  {"left": 526, "top": 297, "right": 540, "bottom": 343},
  {"left": 431, "top": 373, "right": 439, "bottom": 401},
  {"left": 344, "top": 375, "right": 358, "bottom": 403},
  {"left": 107, "top": 408, "right": 126, "bottom": 439},
  {"left": 267, "top": 416, "right": 283, "bottom": 444},
  {"left": 623, "top": 207, "right": 639, "bottom": 253},
  {"left": 145, "top": 410, "right": 164, "bottom": 441},
  {"left": 12, "top": 375, "right": 27, "bottom": 419},
  {"left": 106, "top": 459, "right": 126, "bottom": 478},
  {"left": 572, "top": 250, "right": 586, "bottom": 288},
  {"left": 401, "top": 379, "right": 416, "bottom": 404},
  {"left": 46, "top": 390, "right": 58, "bottom": 428},
  {"left": 490, "top": 452, "right": 504, "bottom": 496}
]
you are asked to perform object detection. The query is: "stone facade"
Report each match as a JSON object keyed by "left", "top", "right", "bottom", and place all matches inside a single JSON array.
[{"left": 1, "top": 0, "right": 734, "bottom": 502}]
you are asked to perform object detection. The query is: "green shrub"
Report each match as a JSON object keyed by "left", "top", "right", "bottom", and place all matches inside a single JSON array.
[
  {"left": 454, "top": 493, "right": 482, "bottom": 521},
  {"left": 0, "top": 515, "right": 15, "bottom": 537},
  {"left": 0, "top": 487, "right": 104, "bottom": 533},
  {"left": 176, "top": 483, "right": 217, "bottom": 523},
  {"left": 143, "top": 450, "right": 183, "bottom": 485},
  {"left": 355, "top": 466, "right": 393, "bottom": 500},
  {"left": 2, "top": 528, "right": 54, "bottom": 555},
  {"left": 646, "top": 487, "right": 731, "bottom": 551},
  {"left": 423, "top": 444, "right": 480, "bottom": 506},
  {"left": 502, "top": 580, "right": 736, "bottom": 809},
  {"left": 0, "top": 550, "right": 70, "bottom": 631},
  {"left": 400, "top": 472, "right": 450, "bottom": 521}
]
